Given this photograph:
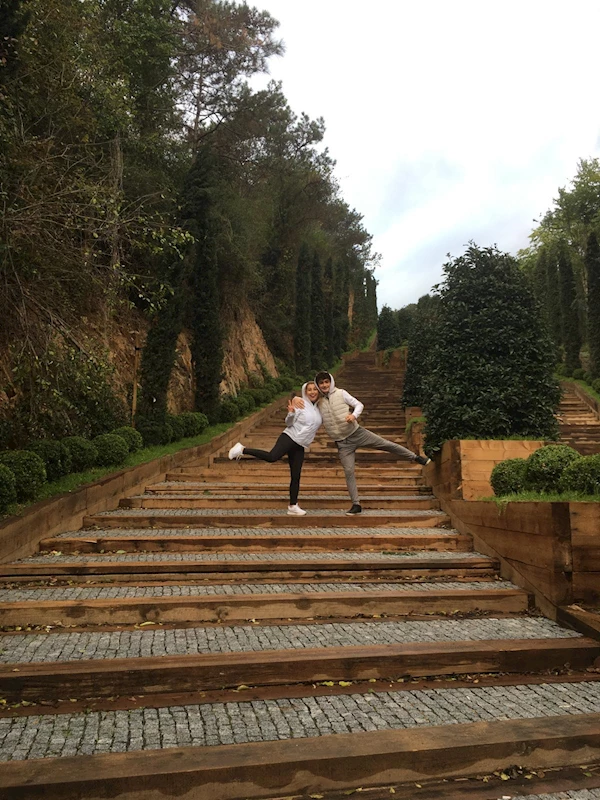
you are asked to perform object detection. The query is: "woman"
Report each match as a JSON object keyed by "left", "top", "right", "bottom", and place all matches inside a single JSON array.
[{"left": 228, "top": 381, "right": 322, "bottom": 515}]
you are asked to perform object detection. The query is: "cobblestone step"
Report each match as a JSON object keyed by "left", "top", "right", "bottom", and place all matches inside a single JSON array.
[
  {"left": 147, "top": 481, "right": 430, "bottom": 494},
  {"left": 0, "top": 584, "right": 530, "bottom": 627},
  {"left": 41, "top": 528, "right": 467, "bottom": 554},
  {"left": 119, "top": 494, "right": 440, "bottom": 510},
  {"left": 82, "top": 508, "right": 451, "bottom": 529},
  {"left": 1, "top": 637, "right": 598, "bottom": 705}
]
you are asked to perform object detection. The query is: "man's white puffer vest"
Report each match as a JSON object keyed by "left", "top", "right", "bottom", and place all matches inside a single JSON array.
[{"left": 319, "top": 387, "right": 359, "bottom": 442}]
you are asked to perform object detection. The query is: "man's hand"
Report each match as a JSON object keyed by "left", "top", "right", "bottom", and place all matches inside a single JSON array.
[
  {"left": 346, "top": 413, "right": 356, "bottom": 423},
  {"left": 292, "top": 397, "right": 305, "bottom": 410}
]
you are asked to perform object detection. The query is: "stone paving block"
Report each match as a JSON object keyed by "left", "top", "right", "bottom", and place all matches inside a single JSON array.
[
  {"left": 1, "top": 682, "right": 600, "bottom": 761},
  {"left": 0, "top": 617, "right": 580, "bottom": 665}
]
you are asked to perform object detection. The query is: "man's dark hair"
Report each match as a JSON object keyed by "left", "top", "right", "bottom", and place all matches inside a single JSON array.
[{"left": 315, "top": 371, "right": 330, "bottom": 384}]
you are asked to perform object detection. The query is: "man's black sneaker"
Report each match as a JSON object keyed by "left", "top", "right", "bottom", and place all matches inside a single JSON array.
[
  {"left": 415, "top": 455, "right": 431, "bottom": 466},
  {"left": 345, "top": 503, "right": 362, "bottom": 515}
]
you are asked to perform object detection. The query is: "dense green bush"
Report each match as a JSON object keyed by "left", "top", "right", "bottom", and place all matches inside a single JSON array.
[
  {"left": 62, "top": 436, "right": 98, "bottom": 472},
  {"left": 422, "top": 245, "right": 560, "bottom": 453},
  {"left": 583, "top": 372, "right": 593, "bottom": 384},
  {"left": 93, "top": 434, "right": 129, "bottom": 467},
  {"left": 490, "top": 458, "right": 528, "bottom": 496},
  {"left": 135, "top": 418, "right": 173, "bottom": 447},
  {"left": 0, "top": 450, "right": 47, "bottom": 501},
  {"left": 248, "top": 388, "right": 272, "bottom": 406},
  {"left": 177, "top": 412, "right": 209, "bottom": 438},
  {"left": 276, "top": 375, "right": 296, "bottom": 392},
  {"left": 572, "top": 368, "right": 586, "bottom": 381},
  {"left": 29, "top": 440, "right": 73, "bottom": 481},
  {"left": 234, "top": 394, "right": 253, "bottom": 416},
  {"left": 238, "top": 391, "right": 256, "bottom": 412},
  {"left": 111, "top": 427, "right": 144, "bottom": 453},
  {"left": 592, "top": 379, "right": 600, "bottom": 394},
  {"left": 524, "top": 444, "right": 581, "bottom": 493},
  {"left": 0, "top": 464, "right": 17, "bottom": 513},
  {"left": 166, "top": 414, "right": 186, "bottom": 442},
  {"left": 219, "top": 398, "right": 240, "bottom": 423},
  {"left": 560, "top": 454, "right": 600, "bottom": 495}
]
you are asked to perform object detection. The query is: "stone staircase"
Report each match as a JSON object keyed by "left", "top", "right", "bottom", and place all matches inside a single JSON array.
[
  {"left": 559, "top": 385, "right": 600, "bottom": 454},
  {"left": 1, "top": 352, "right": 600, "bottom": 799}
]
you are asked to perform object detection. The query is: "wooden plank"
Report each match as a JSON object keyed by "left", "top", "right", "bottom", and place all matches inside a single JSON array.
[
  {"left": 2, "top": 713, "right": 600, "bottom": 800},
  {"left": 0, "top": 588, "right": 529, "bottom": 625},
  {"left": 39, "top": 532, "right": 470, "bottom": 555},
  {"left": 1, "top": 639, "right": 598, "bottom": 702}
]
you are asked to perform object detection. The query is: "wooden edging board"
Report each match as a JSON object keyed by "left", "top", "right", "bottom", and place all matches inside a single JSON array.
[
  {"left": 0, "top": 397, "right": 288, "bottom": 565},
  {"left": 2, "top": 639, "right": 598, "bottom": 702},
  {"left": 2, "top": 713, "right": 600, "bottom": 799}
]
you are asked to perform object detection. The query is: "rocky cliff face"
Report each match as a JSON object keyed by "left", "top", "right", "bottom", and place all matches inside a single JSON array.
[{"left": 219, "top": 300, "right": 279, "bottom": 396}]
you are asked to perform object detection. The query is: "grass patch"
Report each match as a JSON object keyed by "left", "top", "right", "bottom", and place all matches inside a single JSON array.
[
  {"left": 1, "top": 421, "right": 237, "bottom": 519},
  {"left": 405, "top": 415, "right": 426, "bottom": 435},
  {"left": 484, "top": 490, "right": 600, "bottom": 505}
]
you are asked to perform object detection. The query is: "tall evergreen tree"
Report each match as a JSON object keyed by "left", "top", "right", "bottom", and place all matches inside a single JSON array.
[
  {"left": 310, "top": 252, "right": 326, "bottom": 370},
  {"left": 402, "top": 295, "right": 439, "bottom": 407},
  {"left": 422, "top": 245, "right": 560, "bottom": 453},
  {"left": 557, "top": 243, "right": 582, "bottom": 374},
  {"left": 396, "top": 305, "right": 415, "bottom": 344},
  {"left": 183, "top": 145, "right": 223, "bottom": 420},
  {"left": 366, "top": 273, "right": 378, "bottom": 331},
  {"left": 545, "top": 250, "right": 562, "bottom": 354},
  {"left": 586, "top": 230, "right": 600, "bottom": 378},
  {"left": 323, "top": 257, "right": 335, "bottom": 366},
  {"left": 332, "top": 259, "right": 349, "bottom": 358},
  {"left": 377, "top": 306, "right": 400, "bottom": 350},
  {"left": 294, "top": 243, "right": 312, "bottom": 375}
]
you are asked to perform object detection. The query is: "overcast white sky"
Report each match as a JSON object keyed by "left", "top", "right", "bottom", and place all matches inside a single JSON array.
[{"left": 253, "top": 0, "right": 600, "bottom": 309}]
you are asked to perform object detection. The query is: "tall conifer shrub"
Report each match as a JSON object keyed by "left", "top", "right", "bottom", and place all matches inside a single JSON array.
[
  {"left": 557, "top": 243, "right": 582, "bottom": 374},
  {"left": 422, "top": 244, "right": 560, "bottom": 453},
  {"left": 310, "top": 252, "right": 325, "bottom": 370},
  {"left": 294, "top": 243, "right": 312, "bottom": 375},
  {"left": 323, "top": 257, "right": 335, "bottom": 366},
  {"left": 586, "top": 230, "right": 600, "bottom": 378}
]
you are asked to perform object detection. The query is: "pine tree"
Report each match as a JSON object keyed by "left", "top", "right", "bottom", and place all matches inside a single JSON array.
[
  {"left": 557, "top": 243, "right": 582, "bottom": 374},
  {"left": 323, "top": 257, "right": 335, "bottom": 366},
  {"left": 422, "top": 245, "right": 560, "bottom": 453},
  {"left": 310, "top": 252, "right": 326, "bottom": 370},
  {"left": 586, "top": 230, "right": 600, "bottom": 378},
  {"left": 366, "top": 272, "right": 378, "bottom": 331},
  {"left": 377, "top": 306, "right": 400, "bottom": 350},
  {"left": 294, "top": 243, "right": 312, "bottom": 375}
]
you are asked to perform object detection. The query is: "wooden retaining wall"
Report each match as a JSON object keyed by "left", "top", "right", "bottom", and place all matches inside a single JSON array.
[{"left": 427, "top": 441, "right": 600, "bottom": 611}]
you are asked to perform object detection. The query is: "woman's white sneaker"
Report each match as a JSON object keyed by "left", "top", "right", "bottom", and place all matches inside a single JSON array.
[
  {"left": 228, "top": 442, "right": 244, "bottom": 460},
  {"left": 287, "top": 504, "right": 307, "bottom": 516}
]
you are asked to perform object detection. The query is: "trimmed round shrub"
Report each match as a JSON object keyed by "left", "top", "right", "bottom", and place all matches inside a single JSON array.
[
  {"left": 583, "top": 372, "right": 593, "bottom": 385},
  {"left": 29, "top": 440, "right": 73, "bottom": 482},
  {"left": 248, "top": 388, "right": 272, "bottom": 406},
  {"left": 234, "top": 394, "right": 253, "bottom": 416},
  {"left": 490, "top": 458, "right": 528, "bottom": 496},
  {"left": 93, "top": 433, "right": 129, "bottom": 467},
  {"left": 593, "top": 378, "right": 600, "bottom": 394},
  {"left": 111, "top": 426, "right": 143, "bottom": 453},
  {"left": 0, "top": 450, "right": 47, "bottom": 501},
  {"left": 0, "top": 464, "right": 17, "bottom": 513},
  {"left": 166, "top": 414, "right": 186, "bottom": 442},
  {"left": 62, "top": 436, "right": 98, "bottom": 473},
  {"left": 572, "top": 368, "right": 586, "bottom": 381},
  {"left": 135, "top": 418, "right": 173, "bottom": 447},
  {"left": 524, "top": 444, "right": 582, "bottom": 493},
  {"left": 219, "top": 398, "right": 240, "bottom": 423},
  {"left": 177, "top": 412, "right": 208, "bottom": 438},
  {"left": 237, "top": 391, "right": 256, "bottom": 413},
  {"left": 560, "top": 454, "right": 600, "bottom": 495}
]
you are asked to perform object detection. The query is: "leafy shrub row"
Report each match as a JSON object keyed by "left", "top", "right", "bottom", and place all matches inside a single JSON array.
[
  {"left": 491, "top": 444, "right": 600, "bottom": 497},
  {"left": 0, "top": 377, "right": 293, "bottom": 512}
]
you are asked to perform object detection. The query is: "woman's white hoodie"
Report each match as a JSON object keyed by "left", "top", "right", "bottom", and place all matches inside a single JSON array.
[{"left": 283, "top": 383, "right": 322, "bottom": 448}]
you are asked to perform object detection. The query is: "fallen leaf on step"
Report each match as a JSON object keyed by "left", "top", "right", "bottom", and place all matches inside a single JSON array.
[
  {"left": 338, "top": 681, "right": 353, "bottom": 687},
  {"left": 138, "top": 621, "right": 156, "bottom": 627}
]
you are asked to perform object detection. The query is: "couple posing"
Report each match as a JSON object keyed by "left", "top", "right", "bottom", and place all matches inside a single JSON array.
[{"left": 228, "top": 371, "right": 430, "bottom": 516}]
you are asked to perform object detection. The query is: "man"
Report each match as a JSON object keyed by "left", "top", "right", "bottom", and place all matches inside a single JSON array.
[{"left": 294, "top": 370, "right": 429, "bottom": 515}]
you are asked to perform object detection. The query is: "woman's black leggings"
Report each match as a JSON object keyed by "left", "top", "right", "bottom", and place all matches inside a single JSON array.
[{"left": 243, "top": 433, "right": 305, "bottom": 505}]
